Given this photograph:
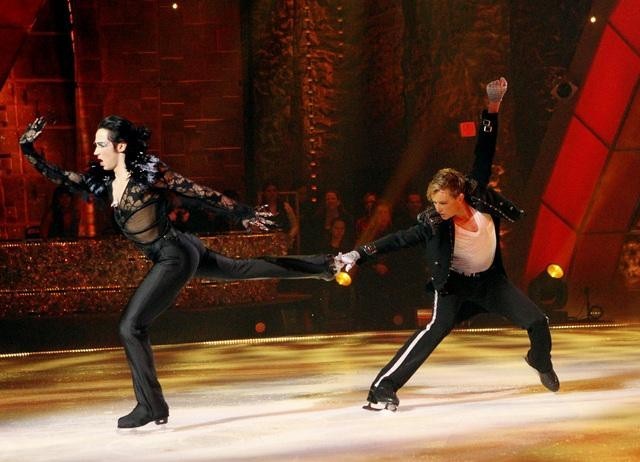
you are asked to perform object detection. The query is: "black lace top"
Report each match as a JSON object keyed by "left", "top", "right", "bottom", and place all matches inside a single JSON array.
[{"left": 21, "top": 145, "right": 253, "bottom": 245}]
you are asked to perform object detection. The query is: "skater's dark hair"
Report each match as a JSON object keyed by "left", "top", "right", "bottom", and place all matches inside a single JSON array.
[
  {"left": 84, "top": 115, "right": 162, "bottom": 196},
  {"left": 98, "top": 115, "right": 161, "bottom": 184}
]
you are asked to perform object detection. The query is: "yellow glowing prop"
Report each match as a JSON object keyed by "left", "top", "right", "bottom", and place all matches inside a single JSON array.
[{"left": 335, "top": 271, "right": 352, "bottom": 286}]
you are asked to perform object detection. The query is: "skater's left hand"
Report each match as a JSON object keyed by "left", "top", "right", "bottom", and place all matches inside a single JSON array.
[{"left": 19, "top": 116, "right": 48, "bottom": 145}]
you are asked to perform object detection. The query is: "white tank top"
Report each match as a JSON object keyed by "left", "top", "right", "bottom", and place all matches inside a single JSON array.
[{"left": 451, "top": 208, "right": 496, "bottom": 275}]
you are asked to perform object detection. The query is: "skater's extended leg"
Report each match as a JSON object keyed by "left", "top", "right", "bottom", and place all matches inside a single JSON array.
[
  {"left": 482, "top": 273, "right": 558, "bottom": 391},
  {"left": 365, "top": 291, "right": 461, "bottom": 410},
  {"left": 190, "top": 233, "right": 335, "bottom": 281}
]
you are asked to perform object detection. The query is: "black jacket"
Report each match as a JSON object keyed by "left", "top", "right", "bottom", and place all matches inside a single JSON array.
[{"left": 356, "top": 111, "right": 524, "bottom": 291}]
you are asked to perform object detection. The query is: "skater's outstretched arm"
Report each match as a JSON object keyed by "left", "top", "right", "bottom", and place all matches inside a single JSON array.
[
  {"left": 335, "top": 223, "right": 429, "bottom": 271},
  {"left": 19, "top": 117, "right": 93, "bottom": 194},
  {"left": 153, "top": 164, "right": 274, "bottom": 231},
  {"left": 469, "top": 77, "right": 507, "bottom": 187}
]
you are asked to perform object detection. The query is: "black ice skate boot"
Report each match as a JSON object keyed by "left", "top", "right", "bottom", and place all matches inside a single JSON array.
[
  {"left": 524, "top": 353, "right": 560, "bottom": 392},
  {"left": 363, "top": 380, "right": 399, "bottom": 412},
  {"left": 117, "top": 403, "right": 169, "bottom": 429},
  {"left": 260, "top": 254, "right": 338, "bottom": 281}
]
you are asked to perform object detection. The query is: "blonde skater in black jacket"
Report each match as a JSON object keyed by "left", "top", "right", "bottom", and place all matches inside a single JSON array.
[{"left": 336, "top": 78, "right": 559, "bottom": 411}]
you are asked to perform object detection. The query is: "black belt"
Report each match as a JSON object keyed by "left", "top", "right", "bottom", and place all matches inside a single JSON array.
[
  {"left": 135, "top": 227, "right": 180, "bottom": 252},
  {"left": 451, "top": 266, "right": 495, "bottom": 279}
]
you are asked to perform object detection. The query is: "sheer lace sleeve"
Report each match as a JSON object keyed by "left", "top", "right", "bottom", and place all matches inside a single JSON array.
[
  {"left": 154, "top": 163, "right": 254, "bottom": 219},
  {"left": 20, "top": 142, "right": 89, "bottom": 193}
]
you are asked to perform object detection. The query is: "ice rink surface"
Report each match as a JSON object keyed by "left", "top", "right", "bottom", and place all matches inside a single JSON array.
[{"left": 1, "top": 325, "right": 639, "bottom": 461}]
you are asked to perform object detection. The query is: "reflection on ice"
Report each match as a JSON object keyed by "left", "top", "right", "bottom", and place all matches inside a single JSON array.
[{"left": 1, "top": 326, "right": 639, "bottom": 461}]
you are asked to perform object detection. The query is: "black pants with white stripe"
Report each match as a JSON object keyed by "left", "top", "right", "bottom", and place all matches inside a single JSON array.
[
  {"left": 119, "top": 231, "right": 331, "bottom": 416},
  {"left": 371, "top": 269, "right": 553, "bottom": 391}
]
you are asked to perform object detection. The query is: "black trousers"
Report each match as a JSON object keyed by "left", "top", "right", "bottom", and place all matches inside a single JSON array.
[
  {"left": 119, "top": 231, "right": 331, "bottom": 415},
  {"left": 371, "top": 269, "right": 553, "bottom": 392}
]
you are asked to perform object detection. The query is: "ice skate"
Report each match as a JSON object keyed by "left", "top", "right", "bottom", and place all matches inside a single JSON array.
[
  {"left": 363, "top": 381, "right": 399, "bottom": 412},
  {"left": 524, "top": 353, "right": 560, "bottom": 392},
  {"left": 117, "top": 403, "right": 169, "bottom": 429}
]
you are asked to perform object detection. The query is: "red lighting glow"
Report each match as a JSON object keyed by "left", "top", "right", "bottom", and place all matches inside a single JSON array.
[{"left": 458, "top": 121, "right": 476, "bottom": 138}]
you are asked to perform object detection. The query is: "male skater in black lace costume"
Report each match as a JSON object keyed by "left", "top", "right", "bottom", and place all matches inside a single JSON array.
[
  {"left": 336, "top": 78, "right": 559, "bottom": 411},
  {"left": 20, "top": 115, "right": 336, "bottom": 428}
]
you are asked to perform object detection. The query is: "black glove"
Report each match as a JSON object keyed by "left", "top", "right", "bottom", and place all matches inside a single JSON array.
[
  {"left": 241, "top": 205, "right": 276, "bottom": 232},
  {"left": 19, "top": 116, "right": 47, "bottom": 145}
]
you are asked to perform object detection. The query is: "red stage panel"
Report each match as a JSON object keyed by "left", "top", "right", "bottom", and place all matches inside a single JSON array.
[
  {"left": 542, "top": 117, "right": 609, "bottom": 229},
  {"left": 583, "top": 151, "right": 640, "bottom": 232},
  {"left": 570, "top": 233, "right": 627, "bottom": 290},
  {"left": 0, "top": 0, "right": 44, "bottom": 28},
  {"left": 616, "top": 85, "right": 640, "bottom": 150},
  {"left": 525, "top": 205, "right": 577, "bottom": 282},
  {"left": 610, "top": 0, "right": 640, "bottom": 54},
  {"left": 0, "top": 27, "right": 25, "bottom": 82},
  {"left": 575, "top": 26, "right": 640, "bottom": 146}
]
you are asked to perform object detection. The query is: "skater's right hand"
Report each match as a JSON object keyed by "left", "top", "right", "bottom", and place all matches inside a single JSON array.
[
  {"left": 241, "top": 205, "right": 276, "bottom": 232},
  {"left": 486, "top": 77, "right": 508, "bottom": 103},
  {"left": 19, "top": 116, "right": 48, "bottom": 145},
  {"left": 335, "top": 250, "right": 360, "bottom": 272}
]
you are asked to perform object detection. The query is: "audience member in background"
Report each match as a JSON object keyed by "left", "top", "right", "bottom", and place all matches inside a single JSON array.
[
  {"left": 355, "top": 192, "right": 377, "bottom": 238},
  {"left": 261, "top": 182, "right": 299, "bottom": 248},
  {"left": 354, "top": 200, "right": 406, "bottom": 330},
  {"left": 296, "top": 184, "right": 315, "bottom": 251},
  {"left": 394, "top": 192, "right": 424, "bottom": 230},
  {"left": 40, "top": 184, "right": 79, "bottom": 239},
  {"left": 357, "top": 200, "right": 393, "bottom": 243},
  {"left": 325, "top": 217, "right": 354, "bottom": 254},
  {"left": 306, "top": 189, "right": 353, "bottom": 252}
]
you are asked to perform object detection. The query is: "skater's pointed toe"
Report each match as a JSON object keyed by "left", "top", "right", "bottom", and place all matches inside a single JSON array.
[
  {"left": 524, "top": 354, "right": 560, "bottom": 392},
  {"left": 538, "top": 369, "right": 560, "bottom": 392},
  {"left": 320, "top": 254, "right": 339, "bottom": 281}
]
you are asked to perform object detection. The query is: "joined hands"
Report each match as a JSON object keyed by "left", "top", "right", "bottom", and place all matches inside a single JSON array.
[{"left": 334, "top": 250, "right": 360, "bottom": 273}]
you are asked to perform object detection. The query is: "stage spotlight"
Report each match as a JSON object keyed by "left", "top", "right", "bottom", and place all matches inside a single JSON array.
[
  {"left": 588, "top": 304, "right": 603, "bottom": 320},
  {"left": 590, "top": 16, "right": 597, "bottom": 23},
  {"left": 584, "top": 287, "right": 605, "bottom": 322},
  {"left": 546, "top": 263, "right": 564, "bottom": 279},
  {"left": 528, "top": 264, "right": 568, "bottom": 323},
  {"left": 551, "top": 79, "right": 578, "bottom": 100}
]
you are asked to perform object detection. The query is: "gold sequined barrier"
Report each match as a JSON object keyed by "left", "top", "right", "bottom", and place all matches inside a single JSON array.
[{"left": 0, "top": 232, "right": 289, "bottom": 318}]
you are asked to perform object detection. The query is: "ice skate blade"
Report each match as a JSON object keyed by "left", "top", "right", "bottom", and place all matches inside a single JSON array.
[{"left": 362, "top": 402, "right": 397, "bottom": 412}]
